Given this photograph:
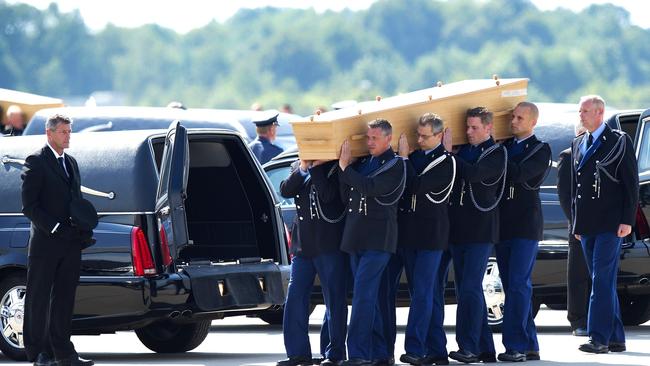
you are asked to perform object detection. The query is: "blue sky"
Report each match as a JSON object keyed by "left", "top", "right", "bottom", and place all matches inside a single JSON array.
[{"left": 7, "top": 0, "right": 649, "bottom": 33}]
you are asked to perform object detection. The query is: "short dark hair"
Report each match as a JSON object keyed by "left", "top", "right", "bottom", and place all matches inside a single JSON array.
[
  {"left": 466, "top": 107, "right": 493, "bottom": 125},
  {"left": 368, "top": 118, "right": 392, "bottom": 136},
  {"left": 45, "top": 114, "right": 73, "bottom": 131},
  {"left": 418, "top": 113, "right": 444, "bottom": 134},
  {"left": 516, "top": 101, "right": 539, "bottom": 121}
]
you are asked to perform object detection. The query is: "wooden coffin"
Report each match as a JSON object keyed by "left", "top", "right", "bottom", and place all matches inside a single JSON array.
[
  {"left": 0, "top": 88, "right": 64, "bottom": 126},
  {"left": 290, "top": 78, "right": 528, "bottom": 160}
]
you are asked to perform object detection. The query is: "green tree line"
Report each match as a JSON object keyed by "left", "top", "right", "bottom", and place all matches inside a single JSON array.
[{"left": 1, "top": 0, "right": 650, "bottom": 115}]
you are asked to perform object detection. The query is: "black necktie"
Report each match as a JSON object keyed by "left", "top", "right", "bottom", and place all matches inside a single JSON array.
[
  {"left": 587, "top": 134, "right": 593, "bottom": 149},
  {"left": 58, "top": 157, "right": 69, "bottom": 178}
]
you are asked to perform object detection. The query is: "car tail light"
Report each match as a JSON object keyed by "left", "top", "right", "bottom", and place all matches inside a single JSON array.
[
  {"left": 158, "top": 224, "right": 173, "bottom": 266},
  {"left": 131, "top": 227, "right": 157, "bottom": 276},
  {"left": 635, "top": 205, "right": 650, "bottom": 240},
  {"left": 283, "top": 223, "right": 292, "bottom": 260}
]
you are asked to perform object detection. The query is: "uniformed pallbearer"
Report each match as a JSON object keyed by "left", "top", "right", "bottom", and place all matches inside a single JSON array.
[
  {"left": 248, "top": 112, "right": 284, "bottom": 164},
  {"left": 496, "top": 102, "right": 551, "bottom": 362},
  {"left": 396, "top": 113, "right": 456, "bottom": 366},
  {"left": 572, "top": 95, "right": 638, "bottom": 354},
  {"left": 447, "top": 107, "right": 506, "bottom": 364},
  {"left": 276, "top": 159, "right": 348, "bottom": 366},
  {"left": 338, "top": 119, "right": 406, "bottom": 366}
]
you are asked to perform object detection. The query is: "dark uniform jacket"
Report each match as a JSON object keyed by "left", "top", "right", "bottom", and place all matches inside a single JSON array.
[
  {"left": 557, "top": 147, "right": 573, "bottom": 226},
  {"left": 398, "top": 145, "right": 455, "bottom": 250},
  {"left": 248, "top": 136, "right": 284, "bottom": 165},
  {"left": 21, "top": 145, "right": 84, "bottom": 257},
  {"left": 339, "top": 148, "right": 405, "bottom": 254},
  {"left": 571, "top": 126, "right": 638, "bottom": 235},
  {"left": 449, "top": 137, "right": 506, "bottom": 244},
  {"left": 499, "top": 136, "right": 551, "bottom": 241},
  {"left": 280, "top": 160, "right": 345, "bottom": 258}
]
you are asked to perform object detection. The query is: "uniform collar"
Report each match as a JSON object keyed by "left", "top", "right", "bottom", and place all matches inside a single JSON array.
[
  {"left": 515, "top": 134, "right": 534, "bottom": 144},
  {"left": 588, "top": 122, "right": 607, "bottom": 142},
  {"left": 473, "top": 137, "right": 495, "bottom": 150},
  {"left": 424, "top": 143, "right": 442, "bottom": 155},
  {"left": 368, "top": 147, "right": 396, "bottom": 164}
]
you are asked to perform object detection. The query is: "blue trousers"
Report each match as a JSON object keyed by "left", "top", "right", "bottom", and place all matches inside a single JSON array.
[
  {"left": 401, "top": 248, "right": 444, "bottom": 357},
  {"left": 379, "top": 254, "right": 403, "bottom": 359},
  {"left": 348, "top": 250, "right": 392, "bottom": 360},
  {"left": 580, "top": 232, "right": 625, "bottom": 345},
  {"left": 426, "top": 249, "right": 452, "bottom": 358},
  {"left": 283, "top": 252, "right": 349, "bottom": 360},
  {"left": 495, "top": 239, "right": 539, "bottom": 352},
  {"left": 450, "top": 243, "right": 496, "bottom": 355}
]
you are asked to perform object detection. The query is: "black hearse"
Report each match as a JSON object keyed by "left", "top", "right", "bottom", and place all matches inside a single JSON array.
[{"left": 0, "top": 122, "right": 290, "bottom": 360}]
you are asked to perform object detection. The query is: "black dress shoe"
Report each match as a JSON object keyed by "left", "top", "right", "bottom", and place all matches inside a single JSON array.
[
  {"left": 277, "top": 356, "right": 313, "bottom": 366},
  {"left": 478, "top": 352, "right": 497, "bottom": 363},
  {"left": 422, "top": 355, "right": 450, "bottom": 365},
  {"left": 579, "top": 339, "right": 609, "bottom": 354},
  {"left": 340, "top": 359, "right": 372, "bottom": 366},
  {"left": 33, "top": 353, "right": 55, "bottom": 366},
  {"left": 449, "top": 350, "right": 479, "bottom": 364},
  {"left": 609, "top": 342, "right": 626, "bottom": 352},
  {"left": 525, "top": 351, "right": 540, "bottom": 361},
  {"left": 399, "top": 353, "right": 426, "bottom": 365},
  {"left": 55, "top": 355, "right": 94, "bottom": 366},
  {"left": 497, "top": 350, "right": 526, "bottom": 362},
  {"left": 371, "top": 357, "right": 394, "bottom": 366}
]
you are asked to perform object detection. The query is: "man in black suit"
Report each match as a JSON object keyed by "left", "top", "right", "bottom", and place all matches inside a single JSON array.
[
  {"left": 21, "top": 114, "right": 94, "bottom": 366},
  {"left": 276, "top": 159, "right": 348, "bottom": 366},
  {"left": 394, "top": 113, "right": 455, "bottom": 366},
  {"left": 338, "top": 119, "right": 405, "bottom": 366},
  {"left": 447, "top": 107, "right": 505, "bottom": 364},
  {"left": 572, "top": 95, "right": 638, "bottom": 354},
  {"left": 557, "top": 126, "right": 590, "bottom": 337},
  {"left": 496, "top": 102, "right": 551, "bottom": 362}
]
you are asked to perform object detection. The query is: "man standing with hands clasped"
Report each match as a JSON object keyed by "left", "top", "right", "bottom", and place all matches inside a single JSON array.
[
  {"left": 571, "top": 95, "right": 638, "bottom": 354},
  {"left": 21, "top": 114, "right": 94, "bottom": 366}
]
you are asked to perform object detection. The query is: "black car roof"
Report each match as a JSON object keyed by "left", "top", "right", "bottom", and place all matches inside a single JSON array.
[{"left": 23, "top": 106, "right": 248, "bottom": 137}]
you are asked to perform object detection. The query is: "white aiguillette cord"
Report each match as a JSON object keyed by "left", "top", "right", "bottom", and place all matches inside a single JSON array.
[{"left": 410, "top": 153, "right": 457, "bottom": 211}]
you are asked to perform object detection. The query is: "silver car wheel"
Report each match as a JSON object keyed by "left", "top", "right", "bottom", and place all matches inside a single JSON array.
[
  {"left": 483, "top": 259, "right": 505, "bottom": 326},
  {"left": 0, "top": 285, "right": 26, "bottom": 349}
]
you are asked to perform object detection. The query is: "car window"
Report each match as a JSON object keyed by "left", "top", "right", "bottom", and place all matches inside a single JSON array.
[
  {"left": 265, "top": 165, "right": 294, "bottom": 207},
  {"left": 638, "top": 119, "right": 650, "bottom": 173}
]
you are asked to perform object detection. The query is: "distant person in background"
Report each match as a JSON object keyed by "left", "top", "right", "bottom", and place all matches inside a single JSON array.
[
  {"left": 557, "top": 124, "right": 590, "bottom": 337},
  {"left": 4, "top": 104, "right": 26, "bottom": 136},
  {"left": 280, "top": 103, "right": 294, "bottom": 114},
  {"left": 166, "top": 101, "right": 186, "bottom": 110},
  {"left": 248, "top": 112, "right": 284, "bottom": 164},
  {"left": 251, "top": 102, "right": 264, "bottom": 111},
  {"left": 315, "top": 106, "right": 328, "bottom": 114}
]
